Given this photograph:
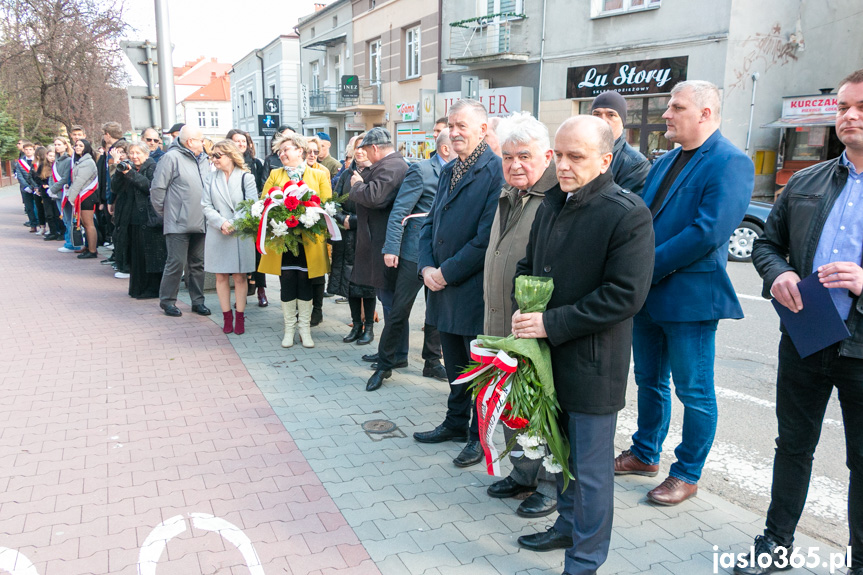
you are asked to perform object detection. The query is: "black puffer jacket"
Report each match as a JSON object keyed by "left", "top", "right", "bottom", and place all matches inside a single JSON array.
[{"left": 328, "top": 163, "right": 376, "bottom": 299}]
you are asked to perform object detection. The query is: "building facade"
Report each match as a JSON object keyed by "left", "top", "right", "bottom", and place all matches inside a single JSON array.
[
  {"left": 176, "top": 74, "right": 232, "bottom": 143},
  {"left": 296, "top": 0, "right": 354, "bottom": 155},
  {"left": 348, "top": 0, "right": 440, "bottom": 161},
  {"left": 230, "top": 35, "right": 302, "bottom": 158}
]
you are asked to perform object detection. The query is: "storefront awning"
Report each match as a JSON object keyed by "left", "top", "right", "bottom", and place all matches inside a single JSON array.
[
  {"left": 762, "top": 114, "right": 836, "bottom": 128},
  {"left": 302, "top": 34, "right": 347, "bottom": 50}
]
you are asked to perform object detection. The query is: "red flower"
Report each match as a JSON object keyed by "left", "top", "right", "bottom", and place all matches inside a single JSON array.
[
  {"left": 286, "top": 216, "right": 299, "bottom": 228},
  {"left": 284, "top": 196, "right": 300, "bottom": 210},
  {"left": 305, "top": 194, "right": 321, "bottom": 206}
]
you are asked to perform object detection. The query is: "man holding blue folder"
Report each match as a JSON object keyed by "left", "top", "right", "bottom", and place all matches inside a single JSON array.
[{"left": 741, "top": 69, "right": 863, "bottom": 575}]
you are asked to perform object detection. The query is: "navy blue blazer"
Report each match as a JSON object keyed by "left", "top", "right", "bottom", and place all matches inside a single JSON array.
[
  {"left": 383, "top": 157, "right": 444, "bottom": 263},
  {"left": 641, "top": 129, "right": 753, "bottom": 322},
  {"left": 418, "top": 145, "right": 504, "bottom": 335}
]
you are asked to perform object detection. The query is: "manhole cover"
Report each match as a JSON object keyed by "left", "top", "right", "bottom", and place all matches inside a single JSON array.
[{"left": 362, "top": 419, "right": 397, "bottom": 434}]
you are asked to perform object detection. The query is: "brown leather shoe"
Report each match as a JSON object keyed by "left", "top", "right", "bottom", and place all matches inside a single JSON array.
[
  {"left": 647, "top": 476, "right": 697, "bottom": 506},
  {"left": 614, "top": 449, "right": 659, "bottom": 476}
]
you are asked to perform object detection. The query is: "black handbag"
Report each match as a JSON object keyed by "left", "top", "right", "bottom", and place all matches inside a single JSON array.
[
  {"left": 72, "top": 224, "right": 84, "bottom": 246},
  {"left": 146, "top": 198, "right": 164, "bottom": 229}
]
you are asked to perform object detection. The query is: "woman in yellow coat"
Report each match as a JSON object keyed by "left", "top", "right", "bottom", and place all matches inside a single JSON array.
[{"left": 259, "top": 132, "right": 332, "bottom": 348}]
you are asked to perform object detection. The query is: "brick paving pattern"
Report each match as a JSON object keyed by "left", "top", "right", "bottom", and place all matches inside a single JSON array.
[{"left": 0, "top": 187, "right": 845, "bottom": 574}]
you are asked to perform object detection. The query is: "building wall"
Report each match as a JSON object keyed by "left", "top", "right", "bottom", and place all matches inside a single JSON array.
[
  {"left": 177, "top": 100, "right": 233, "bottom": 142},
  {"left": 297, "top": 0, "right": 354, "bottom": 155},
  {"left": 351, "top": 0, "right": 439, "bottom": 137}
]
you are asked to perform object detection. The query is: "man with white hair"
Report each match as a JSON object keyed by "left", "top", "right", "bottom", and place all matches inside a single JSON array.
[
  {"left": 614, "top": 80, "right": 754, "bottom": 505},
  {"left": 414, "top": 99, "right": 505, "bottom": 468},
  {"left": 150, "top": 125, "right": 211, "bottom": 318},
  {"left": 482, "top": 112, "right": 559, "bottom": 517}
]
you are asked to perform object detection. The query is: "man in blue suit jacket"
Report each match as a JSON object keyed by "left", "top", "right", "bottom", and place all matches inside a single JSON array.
[
  {"left": 614, "top": 81, "right": 754, "bottom": 505},
  {"left": 414, "top": 99, "right": 505, "bottom": 468}
]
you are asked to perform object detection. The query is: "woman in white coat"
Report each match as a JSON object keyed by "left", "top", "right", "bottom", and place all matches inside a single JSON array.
[{"left": 201, "top": 140, "right": 257, "bottom": 335}]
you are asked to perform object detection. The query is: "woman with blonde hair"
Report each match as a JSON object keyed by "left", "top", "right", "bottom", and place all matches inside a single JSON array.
[
  {"left": 202, "top": 140, "right": 258, "bottom": 334},
  {"left": 259, "top": 132, "right": 332, "bottom": 348},
  {"left": 50, "top": 137, "right": 74, "bottom": 248}
]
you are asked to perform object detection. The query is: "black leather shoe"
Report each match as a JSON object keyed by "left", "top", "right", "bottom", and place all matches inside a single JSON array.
[
  {"left": 191, "top": 304, "right": 211, "bottom": 316},
  {"left": 161, "top": 305, "right": 182, "bottom": 317},
  {"left": 487, "top": 476, "right": 534, "bottom": 499},
  {"left": 77, "top": 250, "right": 98, "bottom": 259},
  {"left": 453, "top": 440, "right": 483, "bottom": 468},
  {"left": 423, "top": 363, "right": 448, "bottom": 382},
  {"left": 43, "top": 233, "right": 59, "bottom": 241},
  {"left": 362, "top": 353, "right": 379, "bottom": 363},
  {"left": 413, "top": 424, "right": 468, "bottom": 444},
  {"left": 733, "top": 535, "right": 793, "bottom": 575},
  {"left": 517, "top": 492, "right": 558, "bottom": 518},
  {"left": 370, "top": 360, "right": 408, "bottom": 370},
  {"left": 343, "top": 324, "right": 364, "bottom": 343},
  {"left": 366, "top": 369, "right": 392, "bottom": 392},
  {"left": 356, "top": 322, "right": 374, "bottom": 345},
  {"left": 517, "top": 527, "right": 571, "bottom": 552}
]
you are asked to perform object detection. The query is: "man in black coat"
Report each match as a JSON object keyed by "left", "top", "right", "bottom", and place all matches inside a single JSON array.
[
  {"left": 414, "top": 99, "right": 505, "bottom": 468},
  {"left": 512, "top": 116, "right": 655, "bottom": 574},
  {"left": 349, "top": 127, "right": 410, "bottom": 346},
  {"left": 590, "top": 90, "right": 651, "bottom": 196}
]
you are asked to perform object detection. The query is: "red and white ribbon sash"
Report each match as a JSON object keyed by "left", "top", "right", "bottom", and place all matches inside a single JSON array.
[
  {"left": 454, "top": 340, "right": 518, "bottom": 476},
  {"left": 401, "top": 212, "right": 428, "bottom": 226},
  {"left": 17, "top": 158, "right": 31, "bottom": 173},
  {"left": 52, "top": 162, "right": 61, "bottom": 183},
  {"left": 73, "top": 177, "right": 98, "bottom": 225}
]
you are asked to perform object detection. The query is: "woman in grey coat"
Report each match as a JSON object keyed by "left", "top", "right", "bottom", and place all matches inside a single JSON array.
[{"left": 201, "top": 140, "right": 257, "bottom": 335}]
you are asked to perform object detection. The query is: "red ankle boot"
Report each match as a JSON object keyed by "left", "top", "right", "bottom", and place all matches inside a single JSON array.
[
  {"left": 222, "top": 311, "right": 233, "bottom": 334},
  {"left": 234, "top": 311, "right": 245, "bottom": 335}
]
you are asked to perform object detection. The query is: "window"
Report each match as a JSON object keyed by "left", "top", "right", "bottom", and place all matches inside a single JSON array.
[
  {"left": 269, "top": 84, "right": 276, "bottom": 98},
  {"left": 241, "top": 94, "right": 247, "bottom": 118},
  {"left": 247, "top": 90, "right": 254, "bottom": 114},
  {"left": 579, "top": 95, "right": 672, "bottom": 161},
  {"left": 197, "top": 111, "right": 206, "bottom": 127},
  {"left": 310, "top": 27, "right": 315, "bottom": 38},
  {"left": 333, "top": 15, "right": 338, "bottom": 27},
  {"left": 405, "top": 26, "right": 421, "bottom": 79},
  {"left": 333, "top": 54, "right": 341, "bottom": 85},
  {"left": 592, "top": 0, "right": 660, "bottom": 17},
  {"left": 486, "top": 0, "right": 523, "bottom": 14},
  {"left": 311, "top": 61, "right": 320, "bottom": 91},
  {"left": 210, "top": 111, "right": 218, "bottom": 127},
  {"left": 369, "top": 40, "right": 381, "bottom": 84}
]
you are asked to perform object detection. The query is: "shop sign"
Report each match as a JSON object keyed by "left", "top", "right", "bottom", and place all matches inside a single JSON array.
[
  {"left": 345, "top": 122, "right": 366, "bottom": 131},
  {"left": 782, "top": 95, "right": 838, "bottom": 118},
  {"left": 436, "top": 86, "right": 534, "bottom": 118},
  {"left": 396, "top": 102, "right": 417, "bottom": 121},
  {"left": 566, "top": 56, "right": 688, "bottom": 98}
]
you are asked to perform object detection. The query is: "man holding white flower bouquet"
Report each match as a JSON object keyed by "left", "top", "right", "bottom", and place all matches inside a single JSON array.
[{"left": 512, "top": 116, "right": 654, "bottom": 575}]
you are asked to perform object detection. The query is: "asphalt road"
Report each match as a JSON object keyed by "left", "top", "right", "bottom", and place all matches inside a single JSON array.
[{"left": 615, "top": 260, "right": 850, "bottom": 551}]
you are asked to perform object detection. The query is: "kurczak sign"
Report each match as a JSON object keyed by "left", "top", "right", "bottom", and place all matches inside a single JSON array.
[{"left": 566, "top": 56, "right": 688, "bottom": 98}]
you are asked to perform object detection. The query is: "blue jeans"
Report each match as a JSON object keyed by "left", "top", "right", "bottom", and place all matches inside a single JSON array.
[
  {"left": 630, "top": 308, "right": 718, "bottom": 484},
  {"left": 62, "top": 201, "right": 81, "bottom": 250}
]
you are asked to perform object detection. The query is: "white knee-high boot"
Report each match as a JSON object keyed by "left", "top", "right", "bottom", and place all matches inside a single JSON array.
[
  {"left": 281, "top": 300, "right": 298, "bottom": 348},
  {"left": 297, "top": 299, "right": 315, "bottom": 348}
]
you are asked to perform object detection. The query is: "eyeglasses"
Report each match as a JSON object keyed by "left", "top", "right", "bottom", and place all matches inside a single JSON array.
[
  {"left": 211, "top": 152, "right": 224, "bottom": 160},
  {"left": 145, "top": 138, "right": 160, "bottom": 143},
  {"left": 307, "top": 150, "right": 319, "bottom": 155}
]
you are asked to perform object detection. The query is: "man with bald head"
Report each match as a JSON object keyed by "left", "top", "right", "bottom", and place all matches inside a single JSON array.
[
  {"left": 512, "top": 116, "right": 654, "bottom": 573},
  {"left": 142, "top": 127, "right": 164, "bottom": 163},
  {"left": 150, "top": 125, "right": 211, "bottom": 317}
]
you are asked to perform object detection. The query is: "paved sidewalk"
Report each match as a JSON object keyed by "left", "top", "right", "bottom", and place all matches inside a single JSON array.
[{"left": 0, "top": 187, "right": 847, "bottom": 575}]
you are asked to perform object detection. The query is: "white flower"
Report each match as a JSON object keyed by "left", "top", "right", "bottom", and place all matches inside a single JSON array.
[
  {"left": 523, "top": 446, "right": 544, "bottom": 460},
  {"left": 516, "top": 433, "right": 544, "bottom": 449},
  {"left": 270, "top": 220, "right": 289, "bottom": 237},
  {"left": 542, "top": 455, "right": 563, "bottom": 474},
  {"left": 299, "top": 210, "right": 320, "bottom": 228},
  {"left": 324, "top": 202, "right": 337, "bottom": 217},
  {"left": 250, "top": 200, "right": 265, "bottom": 218}
]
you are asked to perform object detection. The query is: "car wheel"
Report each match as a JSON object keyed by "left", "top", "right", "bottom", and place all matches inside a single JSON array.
[{"left": 728, "top": 221, "right": 763, "bottom": 263}]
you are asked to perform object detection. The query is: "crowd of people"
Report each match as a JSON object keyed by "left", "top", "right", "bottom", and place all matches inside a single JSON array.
[{"left": 10, "top": 68, "right": 863, "bottom": 575}]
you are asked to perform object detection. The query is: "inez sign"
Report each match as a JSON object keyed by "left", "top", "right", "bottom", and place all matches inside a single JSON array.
[{"left": 566, "top": 56, "right": 688, "bottom": 98}]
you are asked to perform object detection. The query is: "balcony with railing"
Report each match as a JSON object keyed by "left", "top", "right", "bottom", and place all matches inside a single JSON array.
[
  {"left": 305, "top": 79, "right": 385, "bottom": 116},
  {"left": 447, "top": 12, "right": 529, "bottom": 66}
]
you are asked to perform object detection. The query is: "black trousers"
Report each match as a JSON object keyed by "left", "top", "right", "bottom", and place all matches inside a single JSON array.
[
  {"left": 440, "top": 331, "right": 479, "bottom": 440},
  {"left": 41, "top": 195, "right": 62, "bottom": 234},
  {"left": 280, "top": 270, "right": 312, "bottom": 302},
  {"left": 376, "top": 259, "right": 442, "bottom": 370},
  {"left": 765, "top": 335, "right": 863, "bottom": 567}
]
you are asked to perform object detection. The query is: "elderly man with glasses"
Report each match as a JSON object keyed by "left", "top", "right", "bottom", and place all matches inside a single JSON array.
[{"left": 142, "top": 127, "right": 164, "bottom": 163}]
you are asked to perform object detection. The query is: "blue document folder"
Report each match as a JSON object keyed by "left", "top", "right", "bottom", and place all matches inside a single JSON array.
[{"left": 771, "top": 272, "right": 851, "bottom": 358}]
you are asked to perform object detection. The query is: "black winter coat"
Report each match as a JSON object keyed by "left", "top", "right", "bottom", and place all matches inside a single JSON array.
[
  {"left": 349, "top": 152, "right": 409, "bottom": 290},
  {"left": 328, "top": 164, "right": 376, "bottom": 299},
  {"left": 515, "top": 171, "right": 655, "bottom": 414}
]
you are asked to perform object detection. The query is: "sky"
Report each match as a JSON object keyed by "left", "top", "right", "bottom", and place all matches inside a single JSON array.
[{"left": 122, "top": 0, "right": 322, "bottom": 84}]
